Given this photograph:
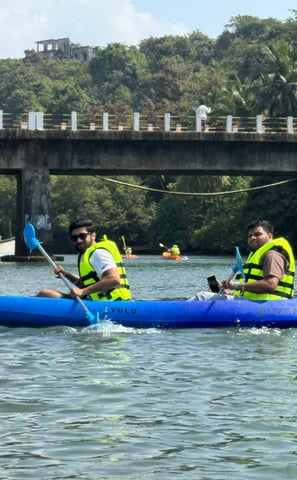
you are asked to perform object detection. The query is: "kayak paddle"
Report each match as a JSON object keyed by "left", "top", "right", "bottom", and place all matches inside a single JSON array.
[
  {"left": 23, "top": 223, "right": 95, "bottom": 324},
  {"left": 159, "top": 242, "right": 170, "bottom": 250},
  {"left": 219, "top": 246, "right": 244, "bottom": 293},
  {"left": 121, "top": 234, "right": 127, "bottom": 255},
  {"left": 228, "top": 246, "right": 244, "bottom": 281}
]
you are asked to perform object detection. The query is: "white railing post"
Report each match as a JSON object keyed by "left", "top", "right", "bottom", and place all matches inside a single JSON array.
[
  {"left": 287, "top": 116, "right": 293, "bottom": 134},
  {"left": 36, "top": 112, "right": 43, "bottom": 130},
  {"left": 195, "top": 111, "right": 202, "bottom": 132},
  {"left": 134, "top": 112, "right": 140, "bottom": 131},
  {"left": 164, "top": 113, "right": 170, "bottom": 132},
  {"left": 226, "top": 115, "right": 232, "bottom": 133},
  {"left": 28, "top": 112, "right": 36, "bottom": 130},
  {"left": 256, "top": 115, "right": 264, "bottom": 133},
  {"left": 103, "top": 112, "right": 109, "bottom": 131},
  {"left": 71, "top": 111, "right": 77, "bottom": 131},
  {"left": 3, "top": 112, "right": 294, "bottom": 134}
]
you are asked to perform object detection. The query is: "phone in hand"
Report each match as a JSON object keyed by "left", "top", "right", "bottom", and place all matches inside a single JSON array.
[{"left": 207, "top": 275, "right": 220, "bottom": 293}]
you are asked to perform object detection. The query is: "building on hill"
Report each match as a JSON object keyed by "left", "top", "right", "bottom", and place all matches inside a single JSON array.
[{"left": 35, "top": 37, "right": 95, "bottom": 61}]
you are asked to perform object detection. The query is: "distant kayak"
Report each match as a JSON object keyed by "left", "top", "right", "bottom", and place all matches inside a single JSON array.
[
  {"left": 122, "top": 254, "right": 139, "bottom": 259},
  {"left": 162, "top": 252, "right": 188, "bottom": 261},
  {"left": 0, "top": 237, "right": 15, "bottom": 256}
]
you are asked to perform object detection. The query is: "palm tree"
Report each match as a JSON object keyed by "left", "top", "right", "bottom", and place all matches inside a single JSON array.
[{"left": 251, "top": 40, "right": 297, "bottom": 116}]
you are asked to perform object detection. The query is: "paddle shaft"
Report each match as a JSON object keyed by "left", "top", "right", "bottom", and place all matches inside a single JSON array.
[
  {"left": 37, "top": 243, "right": 94, "bottom": 319},
  {"left": 121, "top": 235, "right": 127, "bottom": 253},
  {"left": 219, "top": 271, "right": 236, "bottom": 294},
  {"left": 218, "top": 246, "right": 244, "bottom": 294}
]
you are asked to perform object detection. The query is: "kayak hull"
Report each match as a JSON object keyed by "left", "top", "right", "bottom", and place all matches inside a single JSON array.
[
  {"left": 162, "top": 252, "right": 187, "bottom": 261},
  {"left": 0, "top": 296, "right": 297, "bottom": 329}
]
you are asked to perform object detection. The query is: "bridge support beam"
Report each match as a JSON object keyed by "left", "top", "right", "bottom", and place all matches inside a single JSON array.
[{"left": 15, "top": 168, "right": 52, "bottom": 256}]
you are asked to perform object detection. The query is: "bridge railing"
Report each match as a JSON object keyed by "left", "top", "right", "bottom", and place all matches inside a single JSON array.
[{"left": 0, "top": 110, "right": 295, "bottom": 134}]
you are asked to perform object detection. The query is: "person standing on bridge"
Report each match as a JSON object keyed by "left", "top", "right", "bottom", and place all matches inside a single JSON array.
[
  {"left": 36, "top": 218, "right": 132, "bottom": 301},
  {"left": 196, "top": 101, "right": 211, "bottom": 131},
  {"left": 189, "top": 219, "right": 295, "bottom": 301}
]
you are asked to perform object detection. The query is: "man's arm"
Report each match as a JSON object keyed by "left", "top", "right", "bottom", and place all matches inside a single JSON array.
[
  {"left": 71, "top": 267, "right": 120, "bottom": 298},
  {"left": 54, "top": 265, "right": 79, "bottom": 283},
  {"left": 228, "top": 250, "right": 287, "bottom": 294}
]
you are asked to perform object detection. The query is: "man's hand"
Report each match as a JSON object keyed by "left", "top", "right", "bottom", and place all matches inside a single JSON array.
[
  {"left": 54, "top": 265, "right": 65, "bottom": 278},
  {"left": 70, "top": 286, "right": 84, "bottom": 298}
]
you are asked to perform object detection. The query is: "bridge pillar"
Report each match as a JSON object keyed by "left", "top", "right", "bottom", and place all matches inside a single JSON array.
[{"left": 15, "top": 168, "right": 52, "bottom": 256}]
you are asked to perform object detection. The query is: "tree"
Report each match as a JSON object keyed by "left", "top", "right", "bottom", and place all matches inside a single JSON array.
[
  {"left": 149, "top": 176, "right": 250, "bottom": 253},
  {"left": 0, "top": 175, "right": 16, "bottom": 237},
  {"left": 251, "top": 40, "right": 297, "bottom": 116},
  {"left": 89, "top": 43, "right": 149, "bottom": 109},
  {"left": 50, "top": 175, "right": 156, "bottom": 251},
  {"left": 243, "top": 176, "right": 297, "bottom": 249}
]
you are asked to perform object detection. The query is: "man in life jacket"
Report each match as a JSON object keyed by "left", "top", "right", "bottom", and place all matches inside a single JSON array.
[
  {"left": 37, "top": 218, "right": 131, "bottom": 301},
  {"left": 225, "top": 219, "right": 295, "bottom": 300},
  {"left": 189, "top": 219, "right": 295, "bottom": 301}
]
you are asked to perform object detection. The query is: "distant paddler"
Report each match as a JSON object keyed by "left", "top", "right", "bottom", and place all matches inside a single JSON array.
[
  {"left": 159, "top": 242, "right": 185, "bottom": 261},
  {"left": 121, "top": 235, "right": 138, "bottom": 258}
]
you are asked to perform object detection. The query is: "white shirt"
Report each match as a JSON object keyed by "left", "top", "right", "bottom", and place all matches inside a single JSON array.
[
  {"left": 89, "top": 248, "right": 116, "bottom": 277},
  {"left": 197, "top": 104, "right": 211, "bottom": 119}
]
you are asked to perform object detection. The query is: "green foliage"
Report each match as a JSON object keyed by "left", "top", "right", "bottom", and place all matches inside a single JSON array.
[
  {"left": 89, "top": 43, "right": 149, "bottom": 110},
  {"left": 251, "top": 40, "right": 297, "bottom": 116},
  {"left": 50, "top": 175, "right": 156, "bottom": 252},
  {"left": 243, "top": 176, "right": 297, "bottom": 251},
  {"left": 149, "top": 176, "right": 250, "bottom": 254},
  {"left": 0, "top": 56, "right": 93, "bottom": 113},
  {"left": 0, "top": 176, "right": 16, "bottom": 237}
]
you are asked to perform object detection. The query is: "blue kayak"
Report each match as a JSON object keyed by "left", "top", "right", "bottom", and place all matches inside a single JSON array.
[{"left": 0, "top": 295, "right": 297, "bottom": 329}]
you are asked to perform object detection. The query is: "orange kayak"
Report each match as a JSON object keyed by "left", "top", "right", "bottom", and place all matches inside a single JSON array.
[
  {"left": 122, "top": 254, "right": 139, "bottom": 259},
  {"left": 162, "top": 252, "right": 184, "bottom": 261}
]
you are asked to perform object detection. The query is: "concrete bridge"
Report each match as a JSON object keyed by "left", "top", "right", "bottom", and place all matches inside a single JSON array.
[{"left": 0, "top": 127, "right": 297, "bottom": 256}]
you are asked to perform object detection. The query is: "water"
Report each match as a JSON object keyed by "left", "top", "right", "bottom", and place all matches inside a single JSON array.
[{"left": 1, "top": 255, "right": 297, "bottom": 479}]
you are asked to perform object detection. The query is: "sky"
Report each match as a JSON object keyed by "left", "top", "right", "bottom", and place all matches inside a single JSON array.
[{"left": 0, "top": 0, "right": 295, "bottom": 59}]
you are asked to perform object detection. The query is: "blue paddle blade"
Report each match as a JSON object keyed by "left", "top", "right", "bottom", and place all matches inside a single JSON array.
[
  {"left": 23, "top": 223, "right": 40, "bottom": 251},
  {"left": 87, "top": 311, "right": 97, "bottom": 324},
  {"left": 232, "top": 246, "right": 244, "bottom": 276}
]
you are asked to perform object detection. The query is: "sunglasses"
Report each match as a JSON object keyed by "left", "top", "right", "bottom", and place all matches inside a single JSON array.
[{"left": 70, "top": 232, "right": 90, "bottom": 242}]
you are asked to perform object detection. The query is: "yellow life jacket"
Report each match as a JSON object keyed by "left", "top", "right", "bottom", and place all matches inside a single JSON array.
[
  {"left": 234, "top": 237, "right": 295, "bottom": 300},
  {"left": 171, "top": 246, "right": 180, "bottom": 256},
  {"left": 78, "top": 235, "right": 132, "bottom": 300}
]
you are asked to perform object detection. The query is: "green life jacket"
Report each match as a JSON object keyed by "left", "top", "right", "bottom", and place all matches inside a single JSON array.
[
  {"left": 78, "top": 235, "right": 132, "bottom": 301},
  {"left": 234, "top": 237, "right": 295, "bottom": 300}
]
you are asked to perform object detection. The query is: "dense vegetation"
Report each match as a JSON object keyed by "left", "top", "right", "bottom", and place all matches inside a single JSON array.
[{"left": 0, "top": 13, "right": 297, "bottom": 253}]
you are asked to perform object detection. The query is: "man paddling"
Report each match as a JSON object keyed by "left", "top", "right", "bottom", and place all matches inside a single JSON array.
[
  {"left": 190, "top": 219, "right": 295, "bottom": 301},
  {"left": 36, "top": 218, "right": 132, "bottom": 301}
]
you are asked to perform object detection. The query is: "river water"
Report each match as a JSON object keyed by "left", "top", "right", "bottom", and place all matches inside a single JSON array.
[{"left": 1, "top": 254, "right": 297, "bottom": 479}]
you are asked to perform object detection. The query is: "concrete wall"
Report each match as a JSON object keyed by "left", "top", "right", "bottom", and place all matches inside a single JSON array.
[{"left": 1, "top": 130, "right": 297, "bottom": 176}]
